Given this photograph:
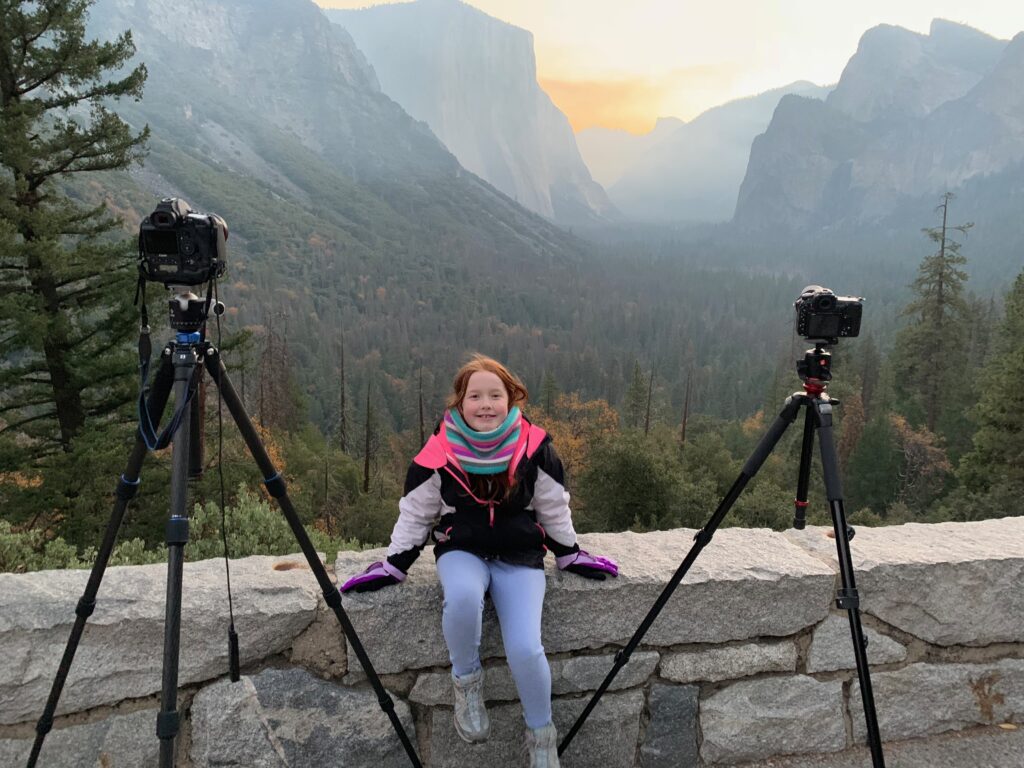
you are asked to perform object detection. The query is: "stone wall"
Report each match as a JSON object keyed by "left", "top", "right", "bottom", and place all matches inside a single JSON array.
[{"left": 1, "top": 518, "right": 1022, "bottom": 767}]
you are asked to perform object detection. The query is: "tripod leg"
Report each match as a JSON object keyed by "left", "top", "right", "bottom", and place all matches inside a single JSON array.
[
  {"left": 203, "top": 349, "right": 423, "bottom": 768},
  {"left": 26, "top": 351, "right": 175, "bottom": 768},
  {"left": 793, "top": 407, "right": 815, "bottom": 529},
  {"left": 813, "top": 398, "right": 886, "bottom": 767},
  {"left": 559, "top": 394, "right": 805, "bottom": 756},
  {"left": 158, "top": 342, "right": 200, "bottom": 768}
]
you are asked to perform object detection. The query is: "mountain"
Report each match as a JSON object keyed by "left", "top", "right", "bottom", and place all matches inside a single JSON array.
[
  {"left": 591, "top": 82, "right": 829, "bottom": 223},
  {"left": 576, "top": 117, "right": 684, "bottom": 189},
  {"left": 735, "top": 20, "right": 1019, "bottom": 231},
  {"left": 325, "top": 0, "right": 615, "bottom": 226},
  {"left": 85, "top": 0, "right": 589, "bottom": 425}
]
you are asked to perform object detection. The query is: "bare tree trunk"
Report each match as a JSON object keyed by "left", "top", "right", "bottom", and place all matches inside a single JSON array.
[
  {"left": 25, "top": 230, "right": 85, "bottom": 450},
  {"left": 680, "top": 369, "right": 692, "bottom": 450},
  {"left": 337, "top": 333, "right": 348, "bottom": 453},
  {"left": 363, "top": 384, "right": 371, "bottom": 493},
  {"left": 644, "top": 368, "right": 654, "bottom": 436},
  {"left": 926, "top": 193, "right": 951, "bottom": 434},
  {"left": 323, "top": 435, "right": 331, "bottom": 532},
  {"left": 418, "top": 366, "right": 425, "bottom": 446}
]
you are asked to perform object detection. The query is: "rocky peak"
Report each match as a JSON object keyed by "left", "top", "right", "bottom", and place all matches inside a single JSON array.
[{"left": 827, "top": 20, "right": 1004, "bottom": 123}]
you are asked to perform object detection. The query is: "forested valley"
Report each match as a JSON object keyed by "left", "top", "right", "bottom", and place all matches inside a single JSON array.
[{"left": 3, "top": 0, "right": 1023, "bottom": 572}]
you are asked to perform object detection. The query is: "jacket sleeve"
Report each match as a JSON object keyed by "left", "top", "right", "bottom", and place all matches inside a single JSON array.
[
  {"left": 529, "top": 441, "right": 579, "bottom": 556},
  {"left": 386, "top": 463, "right": 442, "bottom": 573}
]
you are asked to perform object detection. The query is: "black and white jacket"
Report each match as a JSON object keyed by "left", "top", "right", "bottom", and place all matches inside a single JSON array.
[{"left": 385, "top": 419, "right": 580, "bottom": 572}]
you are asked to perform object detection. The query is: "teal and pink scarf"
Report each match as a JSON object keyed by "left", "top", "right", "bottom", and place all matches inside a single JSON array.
[{"left": 444, "top": 406, "right": 523, "bottom": 475}]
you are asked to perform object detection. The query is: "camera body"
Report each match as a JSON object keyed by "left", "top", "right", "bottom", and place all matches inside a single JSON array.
[
  {"left": 794, "top": 285, "right": 863, "bottom": 342},
  {"left": 138, "top": 198, "right": 227, "bottom": 286}
]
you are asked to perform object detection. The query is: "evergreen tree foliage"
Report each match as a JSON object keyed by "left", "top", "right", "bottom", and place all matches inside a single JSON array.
[
  {"left": 890, "top": 194, "right": 973, "bottom": 448},
  {"left": 623, "top": 360, "right": 647, "bottom": 429},
  {"left": 857, "top": 334, "right": 882, "bottom": 420},
  {"left": 0, "top": 0, "right": 149, "bottom": 539},
  {"left": 954, "top": 270, "right": 1024, "bottom": 518},
  {"left": 578, "top": 429, "right": 687, "bottom": 532},
  {"left": 845, "top": 415, "right": 902, "bottom": 514},
  {"left": 0, "top": 0, "right": 148, "bottom": 455}
]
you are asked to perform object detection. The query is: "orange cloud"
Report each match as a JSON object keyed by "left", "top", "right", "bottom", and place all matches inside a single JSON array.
[
  {"left": 540, "top": 77, "right": 663, "bottom": 134},
  {"left": 541, "top": 64, "right": 745, "bottom": 134}
]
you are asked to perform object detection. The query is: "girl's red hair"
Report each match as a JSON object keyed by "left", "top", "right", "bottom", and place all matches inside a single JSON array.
[{"left": 447, "top": 354, "right": 528, "bottom": 413}]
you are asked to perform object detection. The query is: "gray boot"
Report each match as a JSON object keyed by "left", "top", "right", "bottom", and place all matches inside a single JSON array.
[
  {"left": 452, "top": 667, "right": 489, "bottom": 743},
  {"left": 525, "top": 722, "right": 560, "bottom": 768}
]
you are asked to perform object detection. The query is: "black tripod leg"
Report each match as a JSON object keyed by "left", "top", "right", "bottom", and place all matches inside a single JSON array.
[
  {"left": 203, "top": 350, "right": 423, "bottom": 768},
  {"left": 26, "top": 351, "right": 175, "bottom": 768},
  {"left": 559, "top": 394, "right": 805, "bottom": 756},
  {"left": 813, "top": 398, "right": 886, "bottom": 768},
  {"left": 793, "top": 407, "right": 815, "bottom": 529},
  {"left": 158, "top": 343, "right": 200, "bottom": 768}
]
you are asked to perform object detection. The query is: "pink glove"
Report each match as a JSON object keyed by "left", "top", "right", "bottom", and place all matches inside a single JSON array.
[
  {"left": 556, "top": 550, "right": 619, "bottom": 580},
  {"left": 340, "top": 561, "right": 406, "bottom": 593}
]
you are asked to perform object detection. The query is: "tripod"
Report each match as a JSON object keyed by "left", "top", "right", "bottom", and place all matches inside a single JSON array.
[
  {"left": 559, "top": 343, "right": 886, "bottom": 767},
  {"left": 27, "top": 293, "right": 423, "bottom": 768}
]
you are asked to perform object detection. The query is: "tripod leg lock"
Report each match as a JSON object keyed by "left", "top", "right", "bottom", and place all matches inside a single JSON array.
[
  {"left": 835, "top": 588, "right": 860, "bottom": 610},
  {"left": 165, "top": 516, "right": 189, "bottom": 546},
  {"left": 325, "top": 589, "right": 343, "bottom": 609},
  {"left": 263, "top": 473, "right": 287, "bottom": 499},
  {"left": 693, "top": 528, "right": 714, "bottom": 548},
  {"left": 115, "top": 474, "right": 141, "bottom": 501},
  {"left": 75, "top": 598, "right": 96, "bottom": 619},
  {"left": 156, "top": 711, "right": 180, "bottom": 740}
]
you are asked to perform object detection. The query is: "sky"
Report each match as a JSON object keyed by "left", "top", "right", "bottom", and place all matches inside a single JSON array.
[{"left": 318, "top": 1, "right": 1024, "bottom": 134}]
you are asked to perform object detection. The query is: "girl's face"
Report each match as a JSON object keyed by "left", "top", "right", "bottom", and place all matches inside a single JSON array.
[{"left": 460, "top": 371, "right": 510, "bottom": 431}]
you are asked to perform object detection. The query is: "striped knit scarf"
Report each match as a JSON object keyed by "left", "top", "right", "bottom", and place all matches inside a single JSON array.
[{"left": 444, "top": 406, "right": 523, "bottom": 475}]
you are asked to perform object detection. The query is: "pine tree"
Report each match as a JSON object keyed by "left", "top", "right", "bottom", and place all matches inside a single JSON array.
[
  {"left": 362, "top": 383, "right": 373, "bottom": 493},
  {"left": 679, "top": 368, "right": 692, "bottom": 450},
  {"left": 956, "top": 270, "right": 1024, "bottom": 509},
  {"left": 858, "top": 334, "right": 882, "bottom": 421},
  {"left": 624, "top": 360, "right": 646, "bottom": 429},
  {"left": 336, "top": 334, "right": 348, "bottom": 453},
  {"left": 890, "top": 193, "right": 973, "bottom": 441},
  {"left": 0, "top": 0, "right": 148, "bottom": 457},
  {"left": 643, "top": 367, "right": 654, "bottom": 436}
]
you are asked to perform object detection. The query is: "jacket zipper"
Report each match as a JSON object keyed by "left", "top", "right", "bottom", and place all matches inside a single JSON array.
[{"left": 489, "top": 502, "right": 495, "bottom": 527}]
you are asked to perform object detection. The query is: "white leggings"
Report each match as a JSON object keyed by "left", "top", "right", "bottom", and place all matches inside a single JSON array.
[{"left": 436, "top": 550, "right": 552, "bottom": 729}]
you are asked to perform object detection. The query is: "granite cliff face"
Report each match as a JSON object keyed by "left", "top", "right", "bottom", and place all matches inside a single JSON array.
[
  {"left": 92, "top": 0, "right": 450, "bottom": 179},
  {"left": 327, "top": 0, "right": 615, "bottom": 225},
  {"left": 594, "top": 82, "right": 829, "bottom": 223},
  {"left": 735, "top": 20, "right": 1022, "bottom": 230}
]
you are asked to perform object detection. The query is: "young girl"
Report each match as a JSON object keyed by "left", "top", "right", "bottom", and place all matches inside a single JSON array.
[{"left": 341, "top": 355, "right": 617, "bottom": 768}]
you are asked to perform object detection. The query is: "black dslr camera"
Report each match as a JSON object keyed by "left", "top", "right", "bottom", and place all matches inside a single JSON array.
[
  {"left": 794, "top": 285, "right": 863, "bottom": 342},
  {"left": 138, "top": 198, "right": 228, "bottom": 286}
]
